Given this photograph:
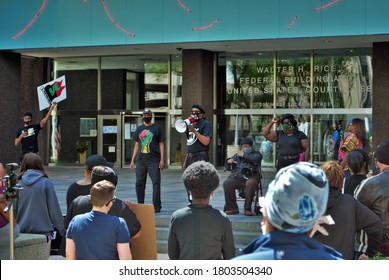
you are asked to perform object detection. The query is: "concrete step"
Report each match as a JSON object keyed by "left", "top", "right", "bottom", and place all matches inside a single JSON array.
[
  {"left": 156, "top": 227, "right": 259, "bottom": 246},
  {"left": 155, "top": 214, "right": 262, "bottom": 256},
  {"left": 156, "top": 238, "right": 256, "bottom": 257},
  {"left": 155, "top": 215, "right": 262, "bottom": 231}
]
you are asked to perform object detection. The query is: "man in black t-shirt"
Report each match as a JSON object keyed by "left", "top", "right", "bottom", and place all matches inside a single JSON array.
[
  {"left": 15, "top": 102, "right": 57, "bottom": 160},
  {"left": 183, "top": 104, "right": 213, "bottom": 169},
  {"left": 130, "top": 109, "right": 165, "bottom": 213}
]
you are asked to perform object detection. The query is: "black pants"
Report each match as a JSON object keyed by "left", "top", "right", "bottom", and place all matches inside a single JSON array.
[
  {"left": 135, "top": 160, "right": 161, "bottom": 207},
  {"left": 276, "top": 157, "right": 299, "bottom": 171},
  {"left": 184, "top": 151, "right": 209, "bottom": 168},
  {"left": 184, "top": 152, "right": 209, "bottom": 202}
]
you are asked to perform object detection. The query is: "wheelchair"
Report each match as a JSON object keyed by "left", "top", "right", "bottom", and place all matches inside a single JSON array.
[{"left": 236, "top": 172, "right": 264, "bottom": 215}]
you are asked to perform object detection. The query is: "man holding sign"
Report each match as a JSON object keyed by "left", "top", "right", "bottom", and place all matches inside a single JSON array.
[{"left": 15, "top": 102, "right": 57, "bottom": 160}]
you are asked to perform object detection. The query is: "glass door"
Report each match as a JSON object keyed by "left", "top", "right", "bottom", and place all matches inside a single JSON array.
[
  {"left": 122, "top": 114, "right": 142, "bottom": 167},
  {"left": 97, "top": 115, "right": 121, "bottom": 167}
]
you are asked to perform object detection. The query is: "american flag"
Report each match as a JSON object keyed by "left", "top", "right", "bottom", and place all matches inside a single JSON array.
[{"left": 53, "top": 115, "right": 61, "bottom": 153}]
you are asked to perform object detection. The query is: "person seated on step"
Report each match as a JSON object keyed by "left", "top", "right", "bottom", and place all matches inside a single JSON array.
[
  {"left": 168, "top": 161, "right": 235, "bottom": 260},
  {"left": 223, "top": 137, "right": 262, "bottom": 216}
]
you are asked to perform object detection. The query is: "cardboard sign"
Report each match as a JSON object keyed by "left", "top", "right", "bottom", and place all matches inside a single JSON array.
[
  {"left": 130, "top": 204, "right": 157, "bottom": 260},
  {"left": 37, "top": 76, "right": 67, "bottom": 110}
]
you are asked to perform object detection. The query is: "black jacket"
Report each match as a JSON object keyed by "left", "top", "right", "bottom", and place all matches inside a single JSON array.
[
  {"left": 313, "top": 188, "right": 382, "bottom": 259},
  {"left": 225, "top": 148, "right": 262, "bottom": 180},
  {"left": 355, "top": 168, "right": 389, "bottom": 255}
]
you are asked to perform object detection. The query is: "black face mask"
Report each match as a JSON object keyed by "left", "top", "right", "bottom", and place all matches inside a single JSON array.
[
  {"left": 24, "top": 121, "right": 32, "bottom": 125},
  {"left": 142, "top": 117, "right": 152, "bottom": 124},
  {"left": 191, "top": 113, "right": 202, "bottom": 122}
]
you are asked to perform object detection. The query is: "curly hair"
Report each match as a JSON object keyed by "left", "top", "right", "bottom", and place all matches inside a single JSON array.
[
  {"left": 321, "top": 161, "right": 344, "bottom": 190},
  {"left": 182, "top": 161, "right": 220, "bottom": 199}
]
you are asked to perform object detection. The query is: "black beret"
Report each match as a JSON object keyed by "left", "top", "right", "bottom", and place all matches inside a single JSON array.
[{"left": 192, "top": 104, "right": 205, "bottom": 114}]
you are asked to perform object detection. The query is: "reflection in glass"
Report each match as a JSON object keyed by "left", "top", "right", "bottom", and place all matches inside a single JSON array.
[
  {"left": 276, "top": 52, "right": 311, "bottom": 109},
  {"left": 226, "top": 53, "right": 274, "bottom": 109},
  {"left": 313, "top": 49, "right": 372, "bottom": 109},
  {"left": 145, "top": 62, "right": 169, "bottom": 109},
  {"left": 171, "top": 57, "right": 182, "bottom": 109}
]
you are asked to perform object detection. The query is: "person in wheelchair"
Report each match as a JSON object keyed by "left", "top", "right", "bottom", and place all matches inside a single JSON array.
[{"left": 223, "top": 137, "right": 262, "bottom": 216}]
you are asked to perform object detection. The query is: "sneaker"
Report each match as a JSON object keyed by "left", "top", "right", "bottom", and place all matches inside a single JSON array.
[
  {"left": 244, "top": 209, "right": 254, "bottom": 216},
  {"left": 224, "top": 209, "right": 239, "bottom": 215},
  {"left": 154, "top": 205, "right": 162, "bottom": 213}
]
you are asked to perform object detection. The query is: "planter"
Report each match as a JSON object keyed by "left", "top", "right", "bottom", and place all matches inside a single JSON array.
[{"left": 79, "top": 152, "right": 87, "bottom": 165}]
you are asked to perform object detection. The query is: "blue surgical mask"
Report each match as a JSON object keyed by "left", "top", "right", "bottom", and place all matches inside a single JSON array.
[{"left": 242, "top": 147, "right": 252, "bottom": 153}]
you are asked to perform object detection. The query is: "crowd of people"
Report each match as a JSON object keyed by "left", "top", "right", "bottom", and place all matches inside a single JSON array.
[{"left": 1, "top": 109, "right": 388, "bottom": 260}]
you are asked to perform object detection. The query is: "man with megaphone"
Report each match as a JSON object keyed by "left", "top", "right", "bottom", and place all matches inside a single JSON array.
[
  {"left": 223, "top": 137, "right": 262, "bottom": 216},
  {"left": 181, "top": 104, "right": 213, "bottom": 170},
  {"left": 180, "top": 104, "right": 213, "bottom": 202}
]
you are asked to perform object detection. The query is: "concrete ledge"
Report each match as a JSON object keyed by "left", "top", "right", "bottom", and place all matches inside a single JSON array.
[{"left": 14, "top": 233, "right": 49, "bottom": 260}]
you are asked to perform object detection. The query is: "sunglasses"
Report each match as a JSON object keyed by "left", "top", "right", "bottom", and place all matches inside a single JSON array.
[{"left": 105, "top": 196, "right": 116, "bottom": 206}]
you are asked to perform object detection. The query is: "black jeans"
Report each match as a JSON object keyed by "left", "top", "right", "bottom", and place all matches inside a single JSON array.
[
  {"left": 135, "top": 160, "right": 161, "bottom": 207},
  {"left": 184, "top": 151, "right": 209, "bottom": 202}
]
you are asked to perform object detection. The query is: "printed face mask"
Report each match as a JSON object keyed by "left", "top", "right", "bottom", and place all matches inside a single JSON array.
[
  {"left": 282, "top": 123, "right": 292, "bottom": 131},
  {"left": 142, "top": 117, "right": 152, "bottom": 124},
  {"left": 191, "top": 112, "right": 200, "bottom": 121}
]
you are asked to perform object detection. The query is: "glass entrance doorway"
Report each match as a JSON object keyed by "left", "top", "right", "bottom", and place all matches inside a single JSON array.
[
  {"left": 122, "top": 114, "right": 143, "bottom": 167},
  {"left": 97, "top": 115, "right": 121, "bottom": 167}
]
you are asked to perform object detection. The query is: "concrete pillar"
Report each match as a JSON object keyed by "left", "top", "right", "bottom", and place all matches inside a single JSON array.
[
  {"left": 0, "top": 52, "right": 21, "bottom": 164},
  {"left": 372, "top": 42, "right": 389, "bottom": 149},
  {"left": 20, "top": 57, "right": 50, "bottom": 165},
  {"left": 181, "top": 49, "right": 214, "bottom": 164}
]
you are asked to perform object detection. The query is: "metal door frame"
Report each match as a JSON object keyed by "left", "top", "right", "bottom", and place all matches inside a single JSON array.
[{"left": 97, "top": 115, "right": 121, "bottom": 167}]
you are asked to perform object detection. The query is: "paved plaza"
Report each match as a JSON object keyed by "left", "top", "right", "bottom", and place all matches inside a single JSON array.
[{"left": 40, "top": 164, "right": 271, "bottom": 260}]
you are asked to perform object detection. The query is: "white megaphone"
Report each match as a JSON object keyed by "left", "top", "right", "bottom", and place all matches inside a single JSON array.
[{"left": 175, "top": 116, "right": 196, "bottom": 133}]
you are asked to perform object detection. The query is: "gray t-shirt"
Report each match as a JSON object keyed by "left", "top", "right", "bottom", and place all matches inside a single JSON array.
[{"left": 168, "top": 204, "right": 235, "bottom": 260}]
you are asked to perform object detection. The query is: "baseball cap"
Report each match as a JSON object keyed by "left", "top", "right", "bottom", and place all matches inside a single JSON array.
[
  {"left": 260, "top": 162, "right": 329, "bottom": 233},
  {"left": 374, "top": 140, "right": 389, "bottom": 165},
  {"left": 240, "top": 137, "right": 253, "bottom": 146},
  {"left": 85, "top": 154, "right": 114, "bottom": 170},
  {"left": 142, "top": 109, "right": 153, "bottom": 115},
  {"left": 91, "top": 166, "right": 118, "bottom": 186}
]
